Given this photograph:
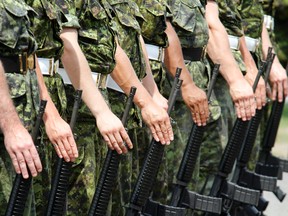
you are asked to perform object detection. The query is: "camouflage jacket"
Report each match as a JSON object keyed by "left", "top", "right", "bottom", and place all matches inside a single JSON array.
[
  {"left": 217, "top": 0, "right": 243, "bottom": 37},
  {"left": 106, "top": 0, "right": 146, "bottom": 79},
  {"left": 56, "top": 0, "right": 116, "bottom": 74},
  {"left": 169, "top": 0, "right": 209, "bottom": 48},
  {"left": 0, "top": 0, "right": 37, "bottom": 56},
  {"left": 237, "top": 0, "right": 264, "bottom": 39},
  {"left": 133, "top": 0, "right": 169, "bottom": 47},
  {"left": 25, "top": 0, "right": 80, "bottom": 59}
]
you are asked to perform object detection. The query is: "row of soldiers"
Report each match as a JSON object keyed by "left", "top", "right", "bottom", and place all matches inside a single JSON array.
[{"left": 0, "top": 0, "right": 287, "bottom": 215}]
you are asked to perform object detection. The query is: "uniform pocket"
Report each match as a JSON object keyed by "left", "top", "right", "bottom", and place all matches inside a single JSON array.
[
  {"left": 109, "top": 0, "right": 142, "bottom": 30},
  {"left": 0, "top": 1, "right": 32, "bottom": 49},
  {"left": 172, "top": 1, "right": 199, "bottom": 33}
]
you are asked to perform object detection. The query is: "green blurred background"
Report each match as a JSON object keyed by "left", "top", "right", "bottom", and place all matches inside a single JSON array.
[{"left": 274, "top": 0, "right": 288, "bottom": 64}]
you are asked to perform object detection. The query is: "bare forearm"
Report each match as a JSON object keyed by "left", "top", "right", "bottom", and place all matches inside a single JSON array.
[
  {"left": 60, "top": 28, "right": 112, "bottom": 119},
  {"left": 164, "top": 20, "right": 196, "bottom": 89},
  {"left": 111, "top": 44, "right": 154, "bottom": 109},
  {"left": 206, "top": 1, "right": 243, "bottom": 85},
  {"left": 239, "top": 36, "right": 258, "bottom": 72},
  {"left": 139, "top": 35, "right": 159, "bottom": 96}
]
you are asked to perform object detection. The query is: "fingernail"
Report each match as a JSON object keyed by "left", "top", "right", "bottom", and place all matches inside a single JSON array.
[
  {"left": 167, "top": 141, "right": 171, "bottom": 145},
  {"left": 170, "top": 136, "right": 174, "bottom": 141}
]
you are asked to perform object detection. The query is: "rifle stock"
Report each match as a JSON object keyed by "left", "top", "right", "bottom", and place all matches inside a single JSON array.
[
  {"left": 45, "top": 90, "right": 82, "bottom": 216},
  {"left": 5, "top": 100, "right": 47, "bottom": 216},
  {"left": 126, "top": 68, "right": 183, "bottom": 216},
  {"left": 88, "top": 87, "right": 136, "bottom": 216}
]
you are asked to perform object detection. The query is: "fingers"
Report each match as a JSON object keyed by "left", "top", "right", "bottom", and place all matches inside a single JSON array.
[
  {"left": 283, "top": 79, "right": 288, "bottom": 97},
  {"left": 52, "top": 143, "right": 63, "bottom": 159},
  {"left": 29, "top": 146, "right": 42, "bottom": 173},
  {"left": 9, "top": 146, "right": 42, "bottom": 179},
  {"left": 235, "top": 96, "right": 256, "bottom": 121},
  {"left": 16, "top": 152, "right": 29, "bottom": 179},
  {"left": 272, "top": 82, "right": 278, "bottom": 101},
  {"left": 68, "top": 135, "right": 79, "bottom": 158},
  {"left": 120, "top": 129, "right": 133, "bottom": 150},
  {"left": 277, "top": 81, "right": 283, "bottom": 102},
  {"left": 191, "top": 100, "right": 209, "bottom": 126},
  {"left": 55, "top": 140, "right": 70, "bottom": 162},
  {"left": 22, "top": 150, "right": 38, "bottom": 177},
  {"left": 52, "top": 135, "right": 78, "bottom": 162},
  {"left": 104, "top": 130, "right": 133, "bottom": 154},
  {"left": 10, "top": 152, "right": 21, "bottom": 175}
]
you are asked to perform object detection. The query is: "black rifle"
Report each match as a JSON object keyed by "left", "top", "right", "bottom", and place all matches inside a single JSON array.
[
  {"left": 46, "top": 90, "right": 82, "bottom": 216},
  {"left": 5, "top": 100, "right": 47, "bottom": 216},
  {"left": 255, "top": 63, "right": 288, "bottom": 202},
  {"left": 204, "top": 62, "right": 268, "bottom": 216},
  {"left": 230, "top": 50, "right": 280, "bottom": 215},
  {"left": 88, "top": 87, "right": 136, "bottom": 216},
  {"left": 166, "top": 64, "right": 222, "bottom": 214},
  {"left": 126, "top": 68, "right": 183, "bottom": 216}
]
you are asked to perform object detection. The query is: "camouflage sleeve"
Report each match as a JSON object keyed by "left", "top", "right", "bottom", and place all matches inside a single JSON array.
[{"left": 54, "top": 0, "right": 81, "bottom": 29}]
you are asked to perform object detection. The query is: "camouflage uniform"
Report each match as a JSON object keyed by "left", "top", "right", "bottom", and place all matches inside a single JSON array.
[
  {"left": 237, "top": 0, "right": 265, "bottom": 170},
  {"left": 0, "top": 0, "right": 39, "bottom": 215},
  {"left": 169, "top": 0, "right": 222, "bottom": 198},
  {"left": 134, "top": 0, "right": 180, "bottom": 203},
  {"left": 103, "top": 1, "right": 152, "bottom": 215},
  {"left": 56, "top": 1, "right": 112, "bottom": 215},
  {"left": 215, "top": 0, "right": 246, "bottom": 148},
  {"left": 23, "top": 1, "right": 73, "bottom": 214}
]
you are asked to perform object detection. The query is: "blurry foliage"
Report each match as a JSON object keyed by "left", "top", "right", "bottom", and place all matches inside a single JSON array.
[{"left": 274, "top": 0, "right": 288, "bottom": 65}]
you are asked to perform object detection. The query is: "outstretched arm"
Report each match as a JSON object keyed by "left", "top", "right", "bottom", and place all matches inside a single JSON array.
[
  {"left": 35, "top": 58, "right": 78, "bottom": 161},
  {"left": 206, "top": 0, "right": 256, "bottom": 121},
  {"left": 164, "top": 20, "right": 209, "bottom": 126},
  {"left": 110, "top": 40, "right": 173, "bottom": 145},
  {"left": 60, "top": 28, "right": 133, "bottom": 154}
]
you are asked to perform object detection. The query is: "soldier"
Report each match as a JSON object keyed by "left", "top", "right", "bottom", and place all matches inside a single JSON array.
[
  {"left": 0, "top": 0, "right": 77, "bottom": 215},
  {"left": 165, "top": 0, "right": 224, "bottom": 198},
  {"left": 215, "top": 0, "right": 267, "bottom": 170},
  {"left": 0, "top": 1, "right": 43, "bottom": 214},
  {"left": 237, "top": 0, "right": 287, "bottom": 169},
  {"left": 204, "top": 0, "right": 257, "bottom": 152},
  {"left": 131, "top": 0, "right": 219, "bottom": 205},
  {"left": 57, "top": 0, "right": 173, "bottom": 215}
]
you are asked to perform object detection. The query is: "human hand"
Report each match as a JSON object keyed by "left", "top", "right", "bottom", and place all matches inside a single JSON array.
[
  {"left": 44, "top": 114, "right": 78, "bottom": 162},
  {"left": 244, "top": 69, "right": 266, "bottom": 109},
  {"left": 269, "top": 62, "right": 288, "bottom": 102},
  {"left": 96, "top": 110, "right": 133, "bottom": 154},
  {"left": 229, "top": 77, "right": 256, "bottom": 121},
  {"left": 141, "top": 101, "right": 173, "bottom": 145},
  {"left": 182, "top": 83, "right": 209, "bottom": 126},
  {"left": 4, "top": 124, "right": 42, "bottom": 179},
  {"left": 151, "top": 91, "right": 168, "bottom": 111}
]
